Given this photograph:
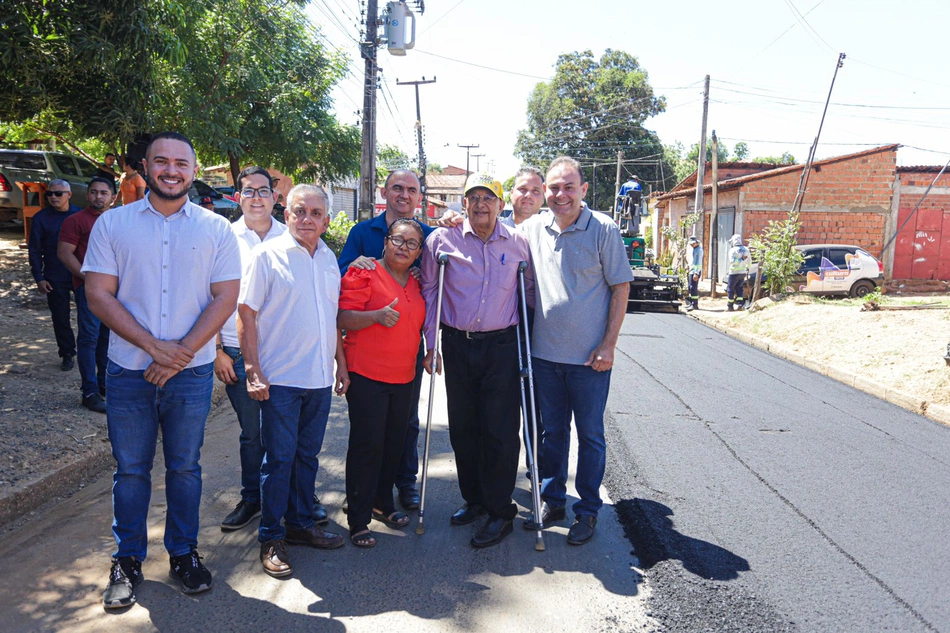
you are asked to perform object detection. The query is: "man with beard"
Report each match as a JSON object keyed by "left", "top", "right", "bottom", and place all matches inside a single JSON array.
[
  {"left": 27, "top": 179, "right": 79, "bottom": 371},
  {"left": 84, "top": 132, "right": 241, "bottom": 608},
  {"left": 57, "top": 177, "right": 116, "bottom": 413},
  {"left": 338, "top": 169, "right": 433, "bottom": 512}
]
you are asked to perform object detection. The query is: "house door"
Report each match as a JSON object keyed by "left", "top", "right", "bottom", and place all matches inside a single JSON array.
[
  {"left": 716, "top": 208, "right": 735, "bottom": 282},
  {"left": 892, "top": 205, "right": 950, "bottom": 281}
]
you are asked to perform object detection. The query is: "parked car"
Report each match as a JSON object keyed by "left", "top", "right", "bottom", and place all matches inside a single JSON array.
[
  {"left": 746, "top": 244, "right": 884, "bottom": 299},
  {"left": 0, "top": 149, "right": 103, "bottom": 221},
  {"left": 189, "top": 179, "right": 241, "bottom": 221}
]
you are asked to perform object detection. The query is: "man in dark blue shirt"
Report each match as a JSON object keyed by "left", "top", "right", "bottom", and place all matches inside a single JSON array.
[
  {"left": 338, "top": 169, "right": 433, "bottom": 511},
  {"left": 27, "top": 179, "right": 80, "bottom": 370}
]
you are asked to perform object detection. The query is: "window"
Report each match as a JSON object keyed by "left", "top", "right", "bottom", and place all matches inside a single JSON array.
[
  {"left": 0, "top": 152, "right": 46, "bottom": 170},
  {"left": 52, "top": 155, "right": 78, "bottom": 176},
  {"left": 77, "top": 158, "right": 100, "bottom": 178},
  {"left": 827, "top": 248, "right": 853, "bottom": 269},
  {"left": 799, "top": 249, "right": 823, "bottom": 273}
]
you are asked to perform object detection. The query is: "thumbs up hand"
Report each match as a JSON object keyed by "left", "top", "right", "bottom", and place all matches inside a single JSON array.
[{"left": 376, "top": 297, "right": 400, "bottom": 328}]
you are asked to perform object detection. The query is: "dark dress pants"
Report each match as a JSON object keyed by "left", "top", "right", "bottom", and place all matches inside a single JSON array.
[
  {"left": 345, "top": 372, "right": 413, "bottom": 533},
  {"left": 46, "top": 281, "right": 76, "bottom": 359},
  {"left": 442, "top": 326, "right": 521, "bottom": 521}
]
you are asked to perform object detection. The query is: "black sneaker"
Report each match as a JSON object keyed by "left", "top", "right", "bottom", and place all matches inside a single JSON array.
[
  {"left": 82, "top": 393, "right": 107, "bottom": 414},
  {"left": 102, "top": 556, "right": 143, "bottom": 609},
  {"left": 60, "top": 355, "right": 74, "bottom": 371},
  {"left": 221, "top": 500, "right": 261, "bottom": 531},
  {"left": 169, "top": 548, "right": 212, "bottom": 594}
]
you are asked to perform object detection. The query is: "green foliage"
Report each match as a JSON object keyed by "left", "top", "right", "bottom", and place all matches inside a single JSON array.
[
  {"left": 643, "top": 225, "right": 653, "bottom": 249},
  {"left": 427, "top": 162, "right": 443, "bottom": 174},
  {"left": 515, "top": 50, "right": 673, "bottom": 209},
  {"left": 733, "top": 142, "right": 750, "bottom": 161},
  {"left": 752, "top": 152, "right": 796, "bottom": 165},
  {"left": 323, "top": 211, "right": 356, "bottom": 257},
  {"left": 377, "top": 144, "right": 411, "bottom": 183},
  {"left": 660, "top": 210, "right": 702, "bottom": 287},
  {"left": 748, "top": 217, "right": 805, "bottom": 296}
]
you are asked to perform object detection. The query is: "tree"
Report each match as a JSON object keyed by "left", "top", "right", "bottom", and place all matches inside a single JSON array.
[
  {"left": 733, "top": 142, "right": 750, "bottom": 161},
  {"left": 155, "top": 0, "right": 359, "bottom": 185},
  {"left": 376, "top": 144, "right": 411, "bottom": 182},
  {"left": 515, "top": 50, "right": 674, "bottom": 210},
  {"left": 752, "top": 152, "right": 796, "bottom": 165}
]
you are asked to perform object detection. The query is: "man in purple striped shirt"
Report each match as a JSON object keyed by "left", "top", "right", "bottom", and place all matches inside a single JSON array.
[{"left": 421, "top": 172, "right": 534, "bottom": 548}]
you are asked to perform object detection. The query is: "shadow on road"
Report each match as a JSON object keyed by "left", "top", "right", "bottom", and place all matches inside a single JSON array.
[{"left": 616, "top": 498, "right": 750, "bottom": 581}]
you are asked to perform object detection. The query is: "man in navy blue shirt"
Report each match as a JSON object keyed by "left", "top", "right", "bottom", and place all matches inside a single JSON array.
[
  {"left": 338, "top": 169, "right": 433, "bottom": 511},
  {"left": 28, "top": 179, "right": 80, "bottom": 371}
]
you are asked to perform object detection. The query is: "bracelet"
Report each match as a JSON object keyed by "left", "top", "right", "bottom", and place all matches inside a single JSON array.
[{"left": 215, "top": 344, "right": 223, "bottom": 351}]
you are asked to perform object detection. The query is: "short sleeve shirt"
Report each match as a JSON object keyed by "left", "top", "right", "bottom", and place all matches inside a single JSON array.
[
  {"left": 239, "top": 232, "right": 340, "bottom": 389},
  {"left": 82, "top": 196, "right": 242, "bottom": 370},
  {"left": 219, "top": 216, "right": 287, "bottom": 348},
  {"left": 522, "top": 205, "right": 633, "bottom": 365},
  {"left": 59, "top": 207, "right": 106, "bottom": 289}
]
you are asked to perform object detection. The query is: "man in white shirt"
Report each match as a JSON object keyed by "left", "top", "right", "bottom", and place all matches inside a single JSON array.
[
  {"left": 214, "top": 166, "right": 287, "bottom": 532},
  {"left": 239, "top": 184, "right": 349, "bottom": 578},
  {"left": 84, "top": 132, "right": 241, "bottom": 608}
]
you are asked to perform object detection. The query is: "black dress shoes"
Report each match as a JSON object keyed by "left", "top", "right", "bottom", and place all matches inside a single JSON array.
[
  {"left": 221, "top": 500, "right": 261, "bottom": 531},
  {"left": 450, "top": 503, "right": 486, "bottom": 526},
  {"left": 567, "top": 515, "right": 597, "bottom": 545},
  {"left": 60, "top": 355, "right": 74, "bottom": 371},
  {"left": 313, "top": 494, "right": 329, "bottom": 526},
  {"left": 398, "top": 486, "right": 421, "bottom": 510},
  {"left": 523, "top": 502, "right": 566, "bottom": 531},
  {"left": 471, "top": 516, "right": 513, "bottom": 548}
]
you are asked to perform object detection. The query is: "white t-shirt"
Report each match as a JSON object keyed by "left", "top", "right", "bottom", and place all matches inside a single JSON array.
[
  {"left": 219, "top": 216, "right": 286, "bottom": 348},
  {"left": 239, "top": 232, "right": 340, "bottom": 389}
]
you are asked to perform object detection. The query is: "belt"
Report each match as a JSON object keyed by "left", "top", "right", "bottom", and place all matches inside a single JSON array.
[{"left": 442, "top": 324, "right": 516, "bottom": 340}]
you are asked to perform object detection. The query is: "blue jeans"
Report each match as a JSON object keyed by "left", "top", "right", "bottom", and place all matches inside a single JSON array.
[
  {"left": 75, "top": 284, "right": 109, "bottom": 398},
  {"left": 258, "top": 385, "right": 332, "bottom": 543},
  {"left": 533, "top": 357, "right": 611, "bottom": 518},
  {"left": 223, "top": 346, "right": 263, "bottom": 504},
  {"left": 106, "top": 360, "right": 214, "bottom": 560}
]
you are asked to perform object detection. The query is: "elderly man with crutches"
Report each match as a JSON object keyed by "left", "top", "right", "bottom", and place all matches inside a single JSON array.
[{"left": 420, "top": 173, "right": 534, "bottom": 549}]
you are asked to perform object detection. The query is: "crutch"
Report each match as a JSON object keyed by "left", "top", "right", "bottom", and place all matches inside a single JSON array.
[
  {"left": 416, "top": 253, "right": 449, "bottom": 535},
  {"left": 517, "top": 261, "right": 545, "bottom": 551}
]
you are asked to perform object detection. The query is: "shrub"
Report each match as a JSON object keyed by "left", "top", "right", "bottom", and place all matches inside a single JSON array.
[
  {"left": 323, "top": 211, "right": 355, "bottom": 256},
  {"left": 748, "top": 217, "right": 804, "bottom": 297}
]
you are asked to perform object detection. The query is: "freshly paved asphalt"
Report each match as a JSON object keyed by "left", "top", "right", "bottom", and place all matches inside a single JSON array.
[{"left": 605, "top": 310, "right": 950, "bottom": 632}]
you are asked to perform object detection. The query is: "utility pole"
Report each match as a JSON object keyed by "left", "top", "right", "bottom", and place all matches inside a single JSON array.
[
  {"left": 358, "top": 0, "right": 380, "bottom": 222},
  {"left": 472, "top": 153, "right": 485, "bottom": 172},
  {"left": 710, "top": 130, "right": 719, "bottom": 298},
  {"left": 693, "top": 74, "right": 710, "bottom": 229},
  {"left": 613, "top": 150, "right": 623, "bottom": 222},
  {"left": 458, "top": 143, "right": 479, "bottom": 176},
  {"left": 396, "top": 76, "right": 436, "bottom": 218}
]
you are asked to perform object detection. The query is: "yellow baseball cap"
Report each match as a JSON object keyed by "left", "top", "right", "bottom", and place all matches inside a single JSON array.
[{"left": 463, "top": 172, "right": 503, "bottom": 200}]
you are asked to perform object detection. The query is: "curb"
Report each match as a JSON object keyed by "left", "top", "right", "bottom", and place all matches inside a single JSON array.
[
  {"left": 0, "top": 379, "right": 229, "bottom": 530},
  {"left": 688, "top": 311, "right": 950, "bottom": 430}
]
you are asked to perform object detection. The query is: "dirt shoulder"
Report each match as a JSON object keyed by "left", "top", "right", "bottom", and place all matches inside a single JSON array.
[{"left": 686, "top": 292, "right": 950, "bottom": 425}]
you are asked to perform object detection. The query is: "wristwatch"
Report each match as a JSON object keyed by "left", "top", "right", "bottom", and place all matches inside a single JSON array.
[{"left": 215, "top": 344, "right": 223, "bottom": 351}]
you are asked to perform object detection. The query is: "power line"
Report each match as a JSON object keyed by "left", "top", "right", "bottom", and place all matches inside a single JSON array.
[
  {"left": 414, "top": 49, "right": 551, "bottom": 80},
  {"left": 782, "top": 0, "right": 836, "bottom": 54},
  {"left": 419, "top": 0, "right": 466, "bottom": 35}
]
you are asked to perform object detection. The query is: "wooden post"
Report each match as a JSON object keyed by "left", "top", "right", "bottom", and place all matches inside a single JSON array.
[
  {"left": 710, "top": 130, "right": 719, "bottom": 298},
  {"left": 358, "top": 0, "right": 379, "bottom": 222}
]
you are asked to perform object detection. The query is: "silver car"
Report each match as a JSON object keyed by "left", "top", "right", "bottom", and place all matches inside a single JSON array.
[{"left": 0, "top": 150, "right": 105, "bottom": 221}]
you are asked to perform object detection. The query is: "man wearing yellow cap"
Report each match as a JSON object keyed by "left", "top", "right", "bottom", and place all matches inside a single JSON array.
[{"left": 421, "top": 172, "right": 534, "bottom": 548}]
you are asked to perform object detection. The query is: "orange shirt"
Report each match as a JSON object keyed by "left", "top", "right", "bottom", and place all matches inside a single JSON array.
[
  {"left": 340, "top": 266, "right": 425, "bottom": 384},
  {"left": 119, "top": 172, "right": 146, "bottom": 205}
]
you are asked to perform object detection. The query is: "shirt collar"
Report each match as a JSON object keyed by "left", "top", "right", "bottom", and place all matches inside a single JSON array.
[
  {"left": 462, "top": 218, "right": 507, "bottom": 242},
  {"left": 281, "top": 229, "right": 328, "bottom": 256},
  {"left": 369, "top": 211, "right": 390, "bottom": 231},
  {"left": 144, "top": 193, "right": 193, "bottom": 218},
  {"left": 236, "top": 215, "right": 282, "bottom": 238},
  {"left": 544, "top": 202, "right": 592, "bottom": 234}
]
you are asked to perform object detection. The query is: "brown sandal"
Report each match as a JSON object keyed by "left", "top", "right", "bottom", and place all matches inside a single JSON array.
[{"left": 350, "top": 529, "right": 376, "bottom": 548}]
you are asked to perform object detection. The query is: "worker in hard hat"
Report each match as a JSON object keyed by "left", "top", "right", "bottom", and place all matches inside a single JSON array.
[{"left": 726, "top": 234, "right": 750, "bottom": 311}]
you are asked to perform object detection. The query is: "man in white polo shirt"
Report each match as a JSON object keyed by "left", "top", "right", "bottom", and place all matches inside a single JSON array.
[
  {"left": 83, "top": 132, "right": 241, "bottom": 609},
  {"left": 239, "top": 184, "right": 349, "bottom": 578},
  {"left": 214, "top": 166, "right": 287, "bottom": 532}
]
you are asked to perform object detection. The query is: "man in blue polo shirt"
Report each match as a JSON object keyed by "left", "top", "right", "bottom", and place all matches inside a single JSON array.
[{"left": 338, "top": 169, "right": 433, "bottom": 512}]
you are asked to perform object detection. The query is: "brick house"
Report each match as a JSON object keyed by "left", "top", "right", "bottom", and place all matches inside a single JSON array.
[{"left": 652, "top": 144, "right": 949, "bottom": 282}]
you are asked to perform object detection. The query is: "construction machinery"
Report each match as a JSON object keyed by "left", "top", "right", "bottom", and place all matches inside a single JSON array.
[{"left": 623, "top": 234, "right": 682, "bottom": 312}]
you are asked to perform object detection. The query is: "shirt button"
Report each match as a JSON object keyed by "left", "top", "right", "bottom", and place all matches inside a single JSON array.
[
  {"left": 164, "top": 241, "right": 168, "bottom": 245},
  {"left": 476, "top": 318, "right": 481, "bottom": 322},
  {"left": 163, "top": 289, "right": 167, "bottom": 293},
  {"left": 162, "top": 314, "right": 167, "bottom": 317},
  {"left": 481, "top": 300, "right": 485, "bottom": 303},
  {"left": 163, "top": 265, "right": 167, "bottom": 269}
]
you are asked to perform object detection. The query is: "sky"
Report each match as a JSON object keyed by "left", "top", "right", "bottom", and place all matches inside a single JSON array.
[{"left": 307, "top": 0, "right": 950, "bottom": 186}]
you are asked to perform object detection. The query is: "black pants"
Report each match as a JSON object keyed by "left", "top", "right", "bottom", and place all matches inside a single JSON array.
[
  {"left": 344, "top": 372, "right": 413, "bottom": 533},
  {"left": 728, "top": 274, "right": 746, "bottom": 307},
  {"left": 688, "top": 274, "right": 700, "bottom": 307},
  {"left": 442, "top": 326, "right": 521, "bottom": 521},
  {"left": 46, "top": 281, "right": 76, "bottom": 358}
]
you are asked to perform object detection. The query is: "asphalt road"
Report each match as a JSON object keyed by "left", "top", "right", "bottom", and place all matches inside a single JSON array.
[{"left": 605, "top": 310, "right": 950, "bottom": 632}]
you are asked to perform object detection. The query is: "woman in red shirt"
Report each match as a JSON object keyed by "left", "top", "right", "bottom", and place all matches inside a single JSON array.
[{"left": 338, "top": 218, "right": 427, "bottom": 548}]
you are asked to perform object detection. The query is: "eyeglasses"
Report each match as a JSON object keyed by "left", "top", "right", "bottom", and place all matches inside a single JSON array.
[
  {"left": 46, "top": 191, "right": 69, "bottom": 197},
  {"left": 240, "top": 187, "right": 273, "bottom": 198},
  {"left": 466, "top": 194, "right": 497, "bottom": 205},
  {"left": 386, "top": 235, "right": 422, "bottom": 250}
]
